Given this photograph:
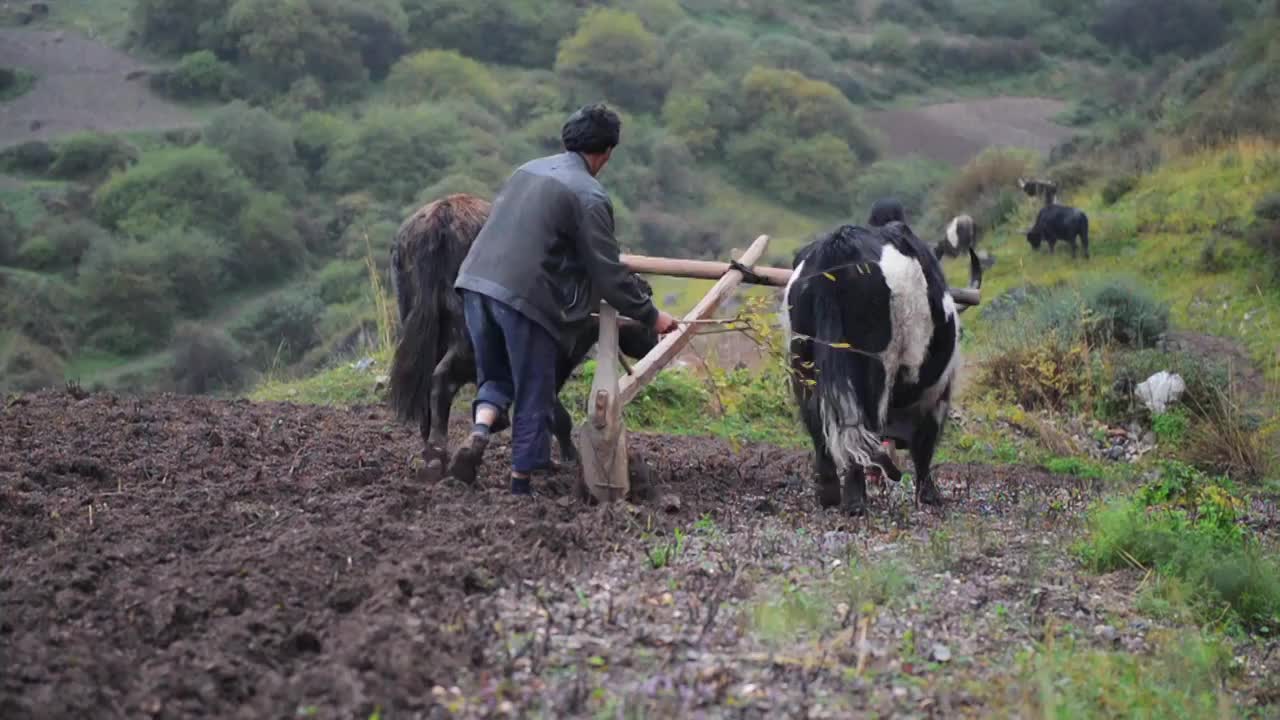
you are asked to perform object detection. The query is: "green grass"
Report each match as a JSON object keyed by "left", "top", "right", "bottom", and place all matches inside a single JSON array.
[
  {"left": 250, "top": 349, "right": 391, "bottom": 406},
  {"left": 0, "top": 179, "right": 70, "bottom": 230},
  {"left": 955, "top": 138, "right": 1280, "bottom": 384},
  {"left": 28, "top": 0, "right": 136, "bottom": 48},
  {"left": 1011, "top": 630, "right": 1238, "bottom": 719}
]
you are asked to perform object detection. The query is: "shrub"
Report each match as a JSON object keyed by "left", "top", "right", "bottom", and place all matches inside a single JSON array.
[
  {"left": 0, "top": 202, "right": 21, "bottom": 265},
  {"left": 555, "top": 8, "right": 665, "bottom": 111},
  {"left": 386, "top": 50, "right": 504, "bottom": 113},
  {"left": 132, "top": 0, "right": 232, "bottom": 55},
  {"left": 870, "top": 23, "right": 912, "bottom": 64},
  {"left": 980, "top": 325, "right": 1099, "bottom": 412},
  {"left": 321, "top": 105, "right": 466, "bottom": 205},
  {"left": 205, "top": 101, "right": 305, "bottom": 197},
  {"left": 1078, "top": 461, "right": 1280, "bottom": 630},
  {"left": 1255, "top": 193, "right": 1280, "bottom": 223},
  {"left": 150, "top": 50, "right": 238, "bottom": 100},
  {"left": 15, "top": 219, "right": 103, "bottom": 271},
  {"left": 0, "top": 333, "right": 66, "bottom": 394},
  {"left": 0, "top": 270, "right": 80, "bottom": 356},
  {"left": 1092, "top": 0, "right": 1232, "bottom": 61},
  {"left": 1101, "top": 175, "right": 1138, "bottom": 206},
  {"left": 232, "top": 287, "right": 325, "bottom": 367},
  {"left": 227, "top": 0, "right": 370, "bottom": 95},
  {"left": 142, "top": 227, "right": 231, "bottom": 317},
  {"left": 849, "top": 155, "right": 951, "bottom": 224},
  {"left": 1077, "top": 278, "right": 1170, "bottom": 348},
  {"left": 663, "top": 23, "right": 752, "bottom": 90},
  {"left": 936, "top": 147, "right": 1035, "bottom": 221},
  {"left": 293, "top": 111, "right": 347, "bottom": 179},
  {"left": 0, "top": 141, "right": 56, "bottom": 175},
  {"left": 170, "top": 324, "right": 248, "bottom": 395},
  {"left": 78, "top": 239, "right": 180, "bottom": 354},
  {"left": 315, "top": 259, "right": 367, "bottom": 304},
  {"left": 1183, "top": 387, "right": 1275, "bottom": 483},
  {"left": 233, "top": 193, "right": 306, "bottom": 284},
  {"left": 48, "top": 133, "right": 137, "bottom": 180},
  {"left": 738, "top": 66, "right": 879, "bottom": 162},
  {"left": 95, "top": 145, "right": 253, "bottom": 239},
  {"left": 402, "top": 0, "right": 577, "bottom": 68}
]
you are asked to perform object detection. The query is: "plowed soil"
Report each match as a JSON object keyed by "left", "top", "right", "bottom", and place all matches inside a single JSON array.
[{"left": 2, "top": 391, "right": 1275, "bottom": 719}]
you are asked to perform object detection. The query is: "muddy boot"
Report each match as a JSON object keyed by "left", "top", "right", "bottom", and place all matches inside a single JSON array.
[{"left": 446, "top": 433, "right": 489, "bottom": 485}]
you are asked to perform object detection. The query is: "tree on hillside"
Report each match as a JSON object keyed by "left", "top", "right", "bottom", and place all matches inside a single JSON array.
[
  {"left": 205, "top": 101, "right": 305, "bottom": 197},
  {"left": 1092, "top": 0, "right": 1233, "bottom": 60},
  {"left": 94, "top": 145, "right": 253, "bottom": 240},
  {"left": 555, "top": 8, "right": 666, "bottom": 112},
  {"left": 321, "top": 105, "right": 467, "bottom": 206},
  {"left": 386, "top": 50, "right": 505, "bottom": 113},
  {"left": 739, "top": 66, "right": 879, "bottom": 162},
  {"left": 402, "top": 0, "right": 579, "bottom": 68},
  {"left": 132, "top": 0, "right": 232, "bottom": 56}
]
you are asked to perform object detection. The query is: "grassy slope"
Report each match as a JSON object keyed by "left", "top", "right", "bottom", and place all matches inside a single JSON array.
[{"left": 950, "top": 138, "right": 1280, "bottom": 382}]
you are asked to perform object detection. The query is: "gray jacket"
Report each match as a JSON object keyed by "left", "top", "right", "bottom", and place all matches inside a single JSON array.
[{"left": 454, "top": 151, "right": 659, "bottom": 354}]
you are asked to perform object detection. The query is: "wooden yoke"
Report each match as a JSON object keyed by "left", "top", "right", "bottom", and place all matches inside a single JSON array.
[
  {"left": 575, "top": 234, "right": 772, "bottom": 503},
  {"left": 619, "top": 254, "right": 981, "bottom": 307}
]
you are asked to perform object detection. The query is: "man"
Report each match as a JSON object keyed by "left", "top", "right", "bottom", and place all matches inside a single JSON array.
[{"left": 450, "top": 103, "right": 678, "bottom": 495}]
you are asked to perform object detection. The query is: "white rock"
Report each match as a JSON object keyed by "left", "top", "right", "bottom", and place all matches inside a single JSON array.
[
  {"left": 1135, "top": 371, "right": 1185, "bottom": 414},
  {"left": 930, "top": 643, "right": 952, "bottom": 662}
]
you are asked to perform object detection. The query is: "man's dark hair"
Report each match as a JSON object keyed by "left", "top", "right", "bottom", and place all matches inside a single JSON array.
[{"left": 562, "top": 103, "right": 621, "bottom": 154}]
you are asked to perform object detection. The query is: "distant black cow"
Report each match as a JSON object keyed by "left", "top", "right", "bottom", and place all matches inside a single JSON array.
[
  {"left": 388, "top": 193, "right": 659, "bottom": 475},
  {"left": 782, "top": 221, "right": 980, "bottom": 515},
  {"left": 1026, "top": 203, "right": 1090, "bottom": 259},
  {"left": 867, "top": 198, "right": 906, "bottom": 227}
]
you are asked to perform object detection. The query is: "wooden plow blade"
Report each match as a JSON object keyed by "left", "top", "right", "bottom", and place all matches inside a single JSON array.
[{"left": 574, "top": 239, "right": 983, "bottom": 503}]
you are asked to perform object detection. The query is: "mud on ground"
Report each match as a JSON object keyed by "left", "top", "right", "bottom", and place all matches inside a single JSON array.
[{"left": 2, "top": 391, "right": 1276, "bottom": 718}]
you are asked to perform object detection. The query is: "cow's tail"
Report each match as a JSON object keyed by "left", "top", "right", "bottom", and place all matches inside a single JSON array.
[
  {"left": 796, "top": 240, "right": 904, "bottom": 480},
  {"left": 387, "top": 227, "right": 452, "bottom": 426}
]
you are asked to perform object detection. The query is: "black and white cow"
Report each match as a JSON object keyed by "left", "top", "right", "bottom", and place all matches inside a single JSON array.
[
  {"left": 782, "top": 221, "right": 981, "bottom": 514},
  {"left": 1026, "top": 203, "right": 1090, "bottom": 259},
  {"left": 935, "top": 214, "right": 977, "bottom": 260}
]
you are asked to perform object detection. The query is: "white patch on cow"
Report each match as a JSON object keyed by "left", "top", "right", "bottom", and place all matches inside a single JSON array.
[
  {"left": 942, "top": 292, "right": 957, "bottom": 320},
  {"left": 878, "top": 245, "right": 933, "bottom": 387},
  {"left": 779, "top": 259, "right": 804, "bottom": 352},
  {"left": 945, "top": 217, "right": 960, "bottom": 249}
]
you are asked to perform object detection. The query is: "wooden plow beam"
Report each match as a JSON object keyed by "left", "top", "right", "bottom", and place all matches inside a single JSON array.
[{"left": 574, "top": 239, "right": 983, "bottom": 503}]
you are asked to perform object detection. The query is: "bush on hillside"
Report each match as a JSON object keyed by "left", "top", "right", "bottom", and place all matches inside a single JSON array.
[
  {"left": 227, "top": 0, "right": 376, "bottom": 96},
  {"left": 49, "top": 133, "right": 137, "bottom": 180},
  {"left": 142, "top": 227, "right": 232, "bottom": 317},
  {"left": 507, "top": 71, "right": 563, "bottom": 126},
  {"left": 402, "top": 0, "right": 578, "bottom": 68},
  {"left": 205, "top": 101, "right": 305, "bottom": 196},
  {"left": 660, "top": 74, "right": 742, "bottom": 158},
  {"left": 0, "top": 141, "right": 56, "bottom": 175},
  {"left": 321, "top": 105, "right": 467, "bottom": 206},
  {"left": 95, "top": 145, "right": 252, "bottom": 239},
  {"left": 1102, "top": 175, "right": 1138, "bottom": 205},
  {"left": 910, "top": 36, "right": 1043, "bottom": 80},
  {"left": 149, "top": 50, "right": 240, "bottom": 101},
  {"left": 232, "top": 194, "right": 306, "bottom": 284},
  {"left": 315, "top": 259, "right": 367, "bottom": 305},
  {"left": 0, "top": 270, "right": 80, "bottom": 356},
  {"left": 663, "top": 23, "right": 752, "bottom": 90},
  {"left": 1030, "top": 278, "right": 1170, "bottom": 349},
  {"left": 293, "top": 112, "right": 347, "bottom": 179},
  {"left": 232, "top": 287, "right": 325, "bottom": 367},
  {"left": 738, "top": 66, "right": 879, "bottom": 163},
  {"left": 0, "top": 202, "right": 21, "bottom": 265},
  {"left": 632, "top": 207, "right": 724, "bottom": 259},
  {"left": 1092, "top": 0, "right": 1233, "bottom": 61},
  {"left": 1255, "top": 193, "right": 1280, "bottom": 223},
  {"left": 386, "top": 50, "right": 504, "bottom": 113},
  {"left": 632, "top": 0, "right": 687, "bottom": 34},
  {"left": 849, "top": 155, "right": 952, "bottom": 225},
  {"left": 936, "top": 147, "right": 1035, "bottom": 223},
  {"left": 15, "top": 220, "right": 106, "bottom": 272},
  {"left": 78, "top": 240, "right": 180, "bottom": 355},
  {"left": 555, "top": 8, "right": 666, "bottom": 112},
  {"left": 170, "top": 324, "right": 248, "bottom": 395},
  {"left": 0, "top": 334, "right": 66, "bottom": 394},
  {"left": 132, "top": 0, "right": 232, "bottom": 55}
]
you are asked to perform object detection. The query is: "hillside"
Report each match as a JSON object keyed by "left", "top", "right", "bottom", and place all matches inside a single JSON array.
[{"left": 2, "top": 0, "right": 1247, "bottom": 395}]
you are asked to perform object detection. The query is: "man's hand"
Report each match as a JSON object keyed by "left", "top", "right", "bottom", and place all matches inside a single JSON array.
[{"left": 654, "top": 311, "right": 678, "bottom": 334}]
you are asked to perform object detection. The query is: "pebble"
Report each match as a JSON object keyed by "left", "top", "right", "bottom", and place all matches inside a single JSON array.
[
  {"left": 1093, "top": 624, "right": 1119, "bottom": 643},
  {"left": 930, "top": 643, "right": 952, "bottom": 663}
]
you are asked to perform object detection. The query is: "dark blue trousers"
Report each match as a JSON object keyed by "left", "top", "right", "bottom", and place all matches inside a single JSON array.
[{"left": 461, "top": 290, "right": 559, "bottom": 474}]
